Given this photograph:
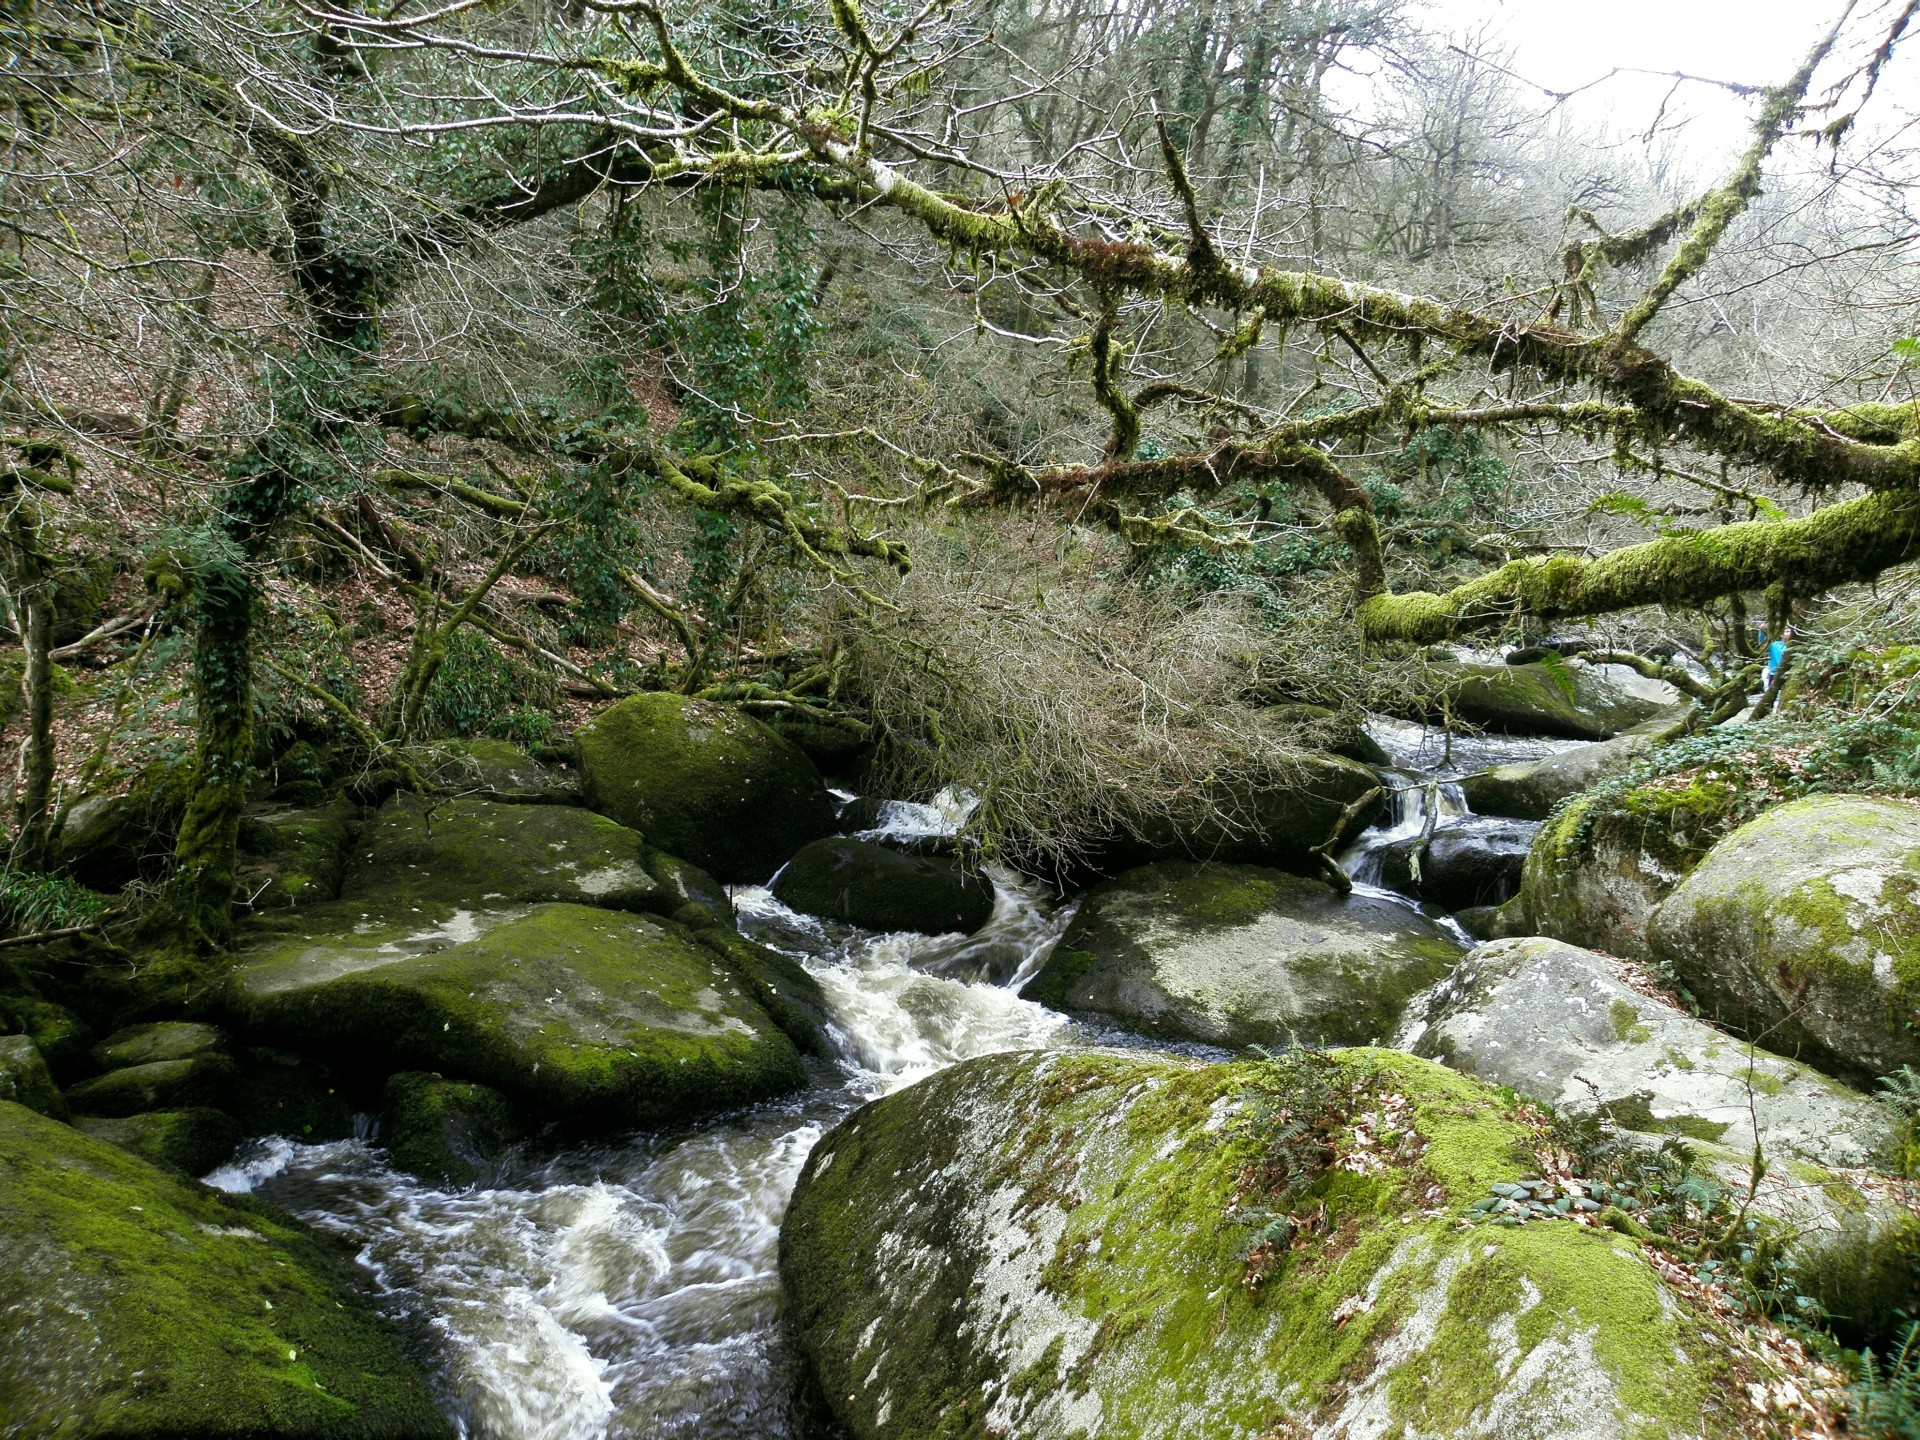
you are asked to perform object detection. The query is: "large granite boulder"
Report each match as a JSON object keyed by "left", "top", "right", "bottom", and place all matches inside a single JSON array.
[
  {"left": 1506, "top": 790, "right": 1714, "bottom": 959},
  {"left": 782, "top": 1047, "right": 1766, "bottom": 1440},
  {"left": 0, "top": 1100, "right": 451, "bottom": 1438},
  {"left": 575, "top": 692, "right": 835, "bottom": 882},
  {"left": 1648, "top": 794, "right": 1920, "bottom": 1082},
  {"left": 1394, "top": 937, "right": 1893, "bottom": 1168},
  {"left": 1461, "top": 710, "right": 1688, "bottom": 820},
  {"left": 1021, "top": 861, "right": 1461, "bottom": 1048},
  {"left": 75, "top": 1108, "right": 241, "bottom": 1176},
  {"left": 773, "top": 836, "right": 995, "bottom": 935},
  {"left": 1435, "top": 659, "right": 1677, "bottom": 740},
  {"left": 224, "top": 903, "right": 806, "bottom": 1128},
  {"left": 1394, "top": 936, "right": 1918, "bottom": 1341},
  {"left": 379, "top": 1072, "right": 534, "bottom": 1187}
]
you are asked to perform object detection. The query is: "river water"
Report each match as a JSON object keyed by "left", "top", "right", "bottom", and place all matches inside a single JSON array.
[
  {"left": 207, "top": 808, "right": 1096, "bottom": 1440},
  {"left": 203, "top": 733, "right": 1570, "bottom": 1439}
]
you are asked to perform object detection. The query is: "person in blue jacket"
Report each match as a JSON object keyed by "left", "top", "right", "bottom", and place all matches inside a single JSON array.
[{"left": 1762, "top": 623, "right": 1794, "bottom": 688}]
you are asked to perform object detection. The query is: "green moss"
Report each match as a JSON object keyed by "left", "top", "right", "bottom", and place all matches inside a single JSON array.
[
  {"left": 75, "top": 1106, "right": 240, "bottom": 1176},
  {"left": 1609, "top": 1000, "right": 1652, "bottom": 1045},
  {"left": 0, "top": 1101, "right": 450, "bottom": 1437},
  {"left": 226, "top": 903, "right": 805, "bottom": 1127},
  {"left": 785, "top": 1047, "right": 1742, "bottom": 1438},
  {"left": 379, "top": 1072, "right": 532, "bottom": 1186},
  {"left": 575, "top": 691, "right": 834, "bottom": 882}
]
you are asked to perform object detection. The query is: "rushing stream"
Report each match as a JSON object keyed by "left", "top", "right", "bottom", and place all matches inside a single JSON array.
[
  {"left": 202, "top": 730, "right": 1586, "bottom": 1440},
  {"left": 206, "top": 807, "right": 1093, "bottom": 1440}
]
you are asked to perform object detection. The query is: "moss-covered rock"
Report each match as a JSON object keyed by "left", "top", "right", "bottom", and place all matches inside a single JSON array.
[
  {"left": 0, "top": 1034, "right": 67, "bottom": 1119},
  {"left": 781, "top": 1047, "right": 1761, "bottom": 1440},
  {"left": 773, "top": 836, "right": 996, "bottom": 935},
  {"left": 686, "top": 924, "right": 835, "bottom": 1058},
  {"left": 645, "top": 848, "right": 738, "bottom": 931},
  {"left": 379, "top": 1072, "right": 534, "bottom": 1187},
  {"left": 224, "top": 903, "right": 806, "bottom": 1128},
  {"left": 65, "top": 1053, "right": 238, "bottom": 1118},
  {"left": 92, "top": 1020, "right": 227, "bottom": 1070},
  {"left": 235, "top": 798, "right": 360, "bottom": 911},
  {"left": 1394, "top": 937, "right": 1893, "bottom": 1168},
  {"left": 75, "top": 1107, "right": 240, "bottom": 1177},
  {"left": 229, "top": 1045, "right": 363, "bottom": 1143},
  {"left": 412, "top": 738, "right": 580, "bottom": 802},
  {"left": 1509, "top": 789, "right": 1716, "bottom": 959},
  {"left": 54, "top": 761, "right": 194, "bottom": 889},
  {"left": 1648, "top": 794, "right": 1920, "bottom": 1082},
  {"left": 341, "top": 794, "right": 667, "bottom": 915},
  {"left": 1021, "top": 861, "right": 1462, "bottom": 1048},
  {"left": 0, "top": 982, "right": 93, "bottom": 1083},
  {"left": 575, "top": 691, "right": 837, "bottom": 882},
  {"left": 1434, "top": 659, "right": 1676, "bottom": 740},
  {"left": 0, "top": 1100, "right": 451, "bottom": 1438},
  {"left": 1461, "top": 710, "right": 1688, "bottom": 820}
]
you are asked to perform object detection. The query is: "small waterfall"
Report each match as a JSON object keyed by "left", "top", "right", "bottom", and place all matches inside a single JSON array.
[{"left": 1341, "top": 766, "right": 1469, "bottom": 888}]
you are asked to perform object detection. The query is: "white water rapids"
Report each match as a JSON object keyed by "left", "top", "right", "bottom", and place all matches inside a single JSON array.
[{"left": 205, "top": 807, "right": 1095, "bottom": 1440}]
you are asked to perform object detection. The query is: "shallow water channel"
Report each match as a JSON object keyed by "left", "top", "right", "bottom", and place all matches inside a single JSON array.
[{"left": 205, "top": 729, "right": 1576, "bottom": 1440}]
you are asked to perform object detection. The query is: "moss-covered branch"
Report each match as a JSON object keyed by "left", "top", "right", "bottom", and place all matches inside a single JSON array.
[{"left": 1356, "top": 489, "right": 1920, "bottom": 644}]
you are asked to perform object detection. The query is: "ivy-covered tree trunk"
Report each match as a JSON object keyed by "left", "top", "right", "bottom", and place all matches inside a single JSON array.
[{"left": 156, "top": 555, "right": 258, "bottom": 952}]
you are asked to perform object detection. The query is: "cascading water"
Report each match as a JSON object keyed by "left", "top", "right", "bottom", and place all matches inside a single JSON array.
[{"left": 206, "top": 810, "right": 1085, "bottom": 1440}]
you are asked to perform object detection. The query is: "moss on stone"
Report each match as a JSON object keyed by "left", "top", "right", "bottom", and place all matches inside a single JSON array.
[
  {"left": 379, "top": 1072, "right": 533, "bottom": 1187},
  {"left": 75, "top": 1106, "right": 241, "bottom": 1176},
  {"left": 783, "top": 1047, "right": 1746, "bottom": 1440},
  {"left": 575, "top": 691, "right": 835, "bottom": 882},
  {"left": 65, "top": 1053, "right": 238, "bottom": 1118},
  {"left": 92, "top": 1021, "right": 227, "bottom": 1069},
  {"left": 0, "top": 1100, "right": 451, "bottom": 1438},
  {"left": 226, "top": 902, "right": 805, "bottom": 1128},
  {"left": 0, "top": 1034, "right": 67, "bottom": 1119}
]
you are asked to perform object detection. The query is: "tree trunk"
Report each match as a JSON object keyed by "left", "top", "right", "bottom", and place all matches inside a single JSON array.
[{"left": 13, "top": 581, "right": 55, "bottom": 872}]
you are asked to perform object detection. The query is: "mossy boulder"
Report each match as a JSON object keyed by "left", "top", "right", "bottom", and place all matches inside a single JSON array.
[
  {"left": 65, "top": 1054, "right": 238, "bottom": 1118},
  {"left": 0, "top": 983, "right": 93, "bottom": 1082},
  {"left": 1509, "top": 788, "right": 1717, "bottom": 959},
  {"left": 92, "top": 1020, "right": 227, "bottom": 1070},
  {"left": 1460, "top": 710, "right": 1688, "bottom": 820},
  {"left": 1432, "top": 659, "right": 1676, "bottom": 740},
  {"left": 229, "top": 1046, "right": 363, "bottom": 1144},
  {"left": 773, "top": 836, "right": 996, "bottom": 935},
  {"left": 1394, "top": 937, "right": 1893, "bottom": 1168},
  {"left": 412, "top": 738, "right": 579, "bottom": 802},
  {"left": 575, "top": 692, "right": 835, "bottom": 882},
  {"left": 379, "top": 1072, "right": 534, "bottom": 1187},
  {"left": 1021, "top": 861, "right": 1462, "bottom": 1048},
  {"left": 1648, "top": 794, "right": 1920, "bottom": 1082},
  {"left": 54, "top": 762, "right": 193, "bottom": 889},
  {"left": 224, "top": 902, "right": 806, "bottom": 1128},
  {"left": 75, "top": 1107, "right": 241, "bottom": 1176},
  {"left": 781, "top": 1047, "right": 1760, "bottom": 1440},
  {"left": 235, "top": 798, "right": 360, "bottom": 911},
  {"left": 340, "top": 794, "right": 666, "bottom": 915},
  {"left": 0, "top": 1100, "right": 451, "bottom": 1438},
  {"left": 0, "top": 1034, "right": 66, "bottom": 1119}
]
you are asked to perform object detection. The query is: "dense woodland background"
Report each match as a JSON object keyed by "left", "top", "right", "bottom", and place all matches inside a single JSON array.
[{"left": 3, "top": 0, "right": 1919, "bottom": 932}]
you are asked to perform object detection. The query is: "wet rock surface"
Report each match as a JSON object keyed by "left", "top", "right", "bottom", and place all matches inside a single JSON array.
[{"left": 1372, "top": 815, "right": 1539, "bottom": 911}]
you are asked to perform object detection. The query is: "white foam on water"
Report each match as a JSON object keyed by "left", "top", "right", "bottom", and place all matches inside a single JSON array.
[{"left": 226, "top": 860, "right": 1080, "bottom": 1440}]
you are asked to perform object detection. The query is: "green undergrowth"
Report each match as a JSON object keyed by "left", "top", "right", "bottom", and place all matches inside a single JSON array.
[{"left": 1559, "top": 641, "right": 1920, "bottom": 868}]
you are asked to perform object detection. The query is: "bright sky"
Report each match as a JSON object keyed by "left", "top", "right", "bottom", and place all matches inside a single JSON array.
[{"left": 1386, "top": 0, "right": 1917, "bottom": 176}]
